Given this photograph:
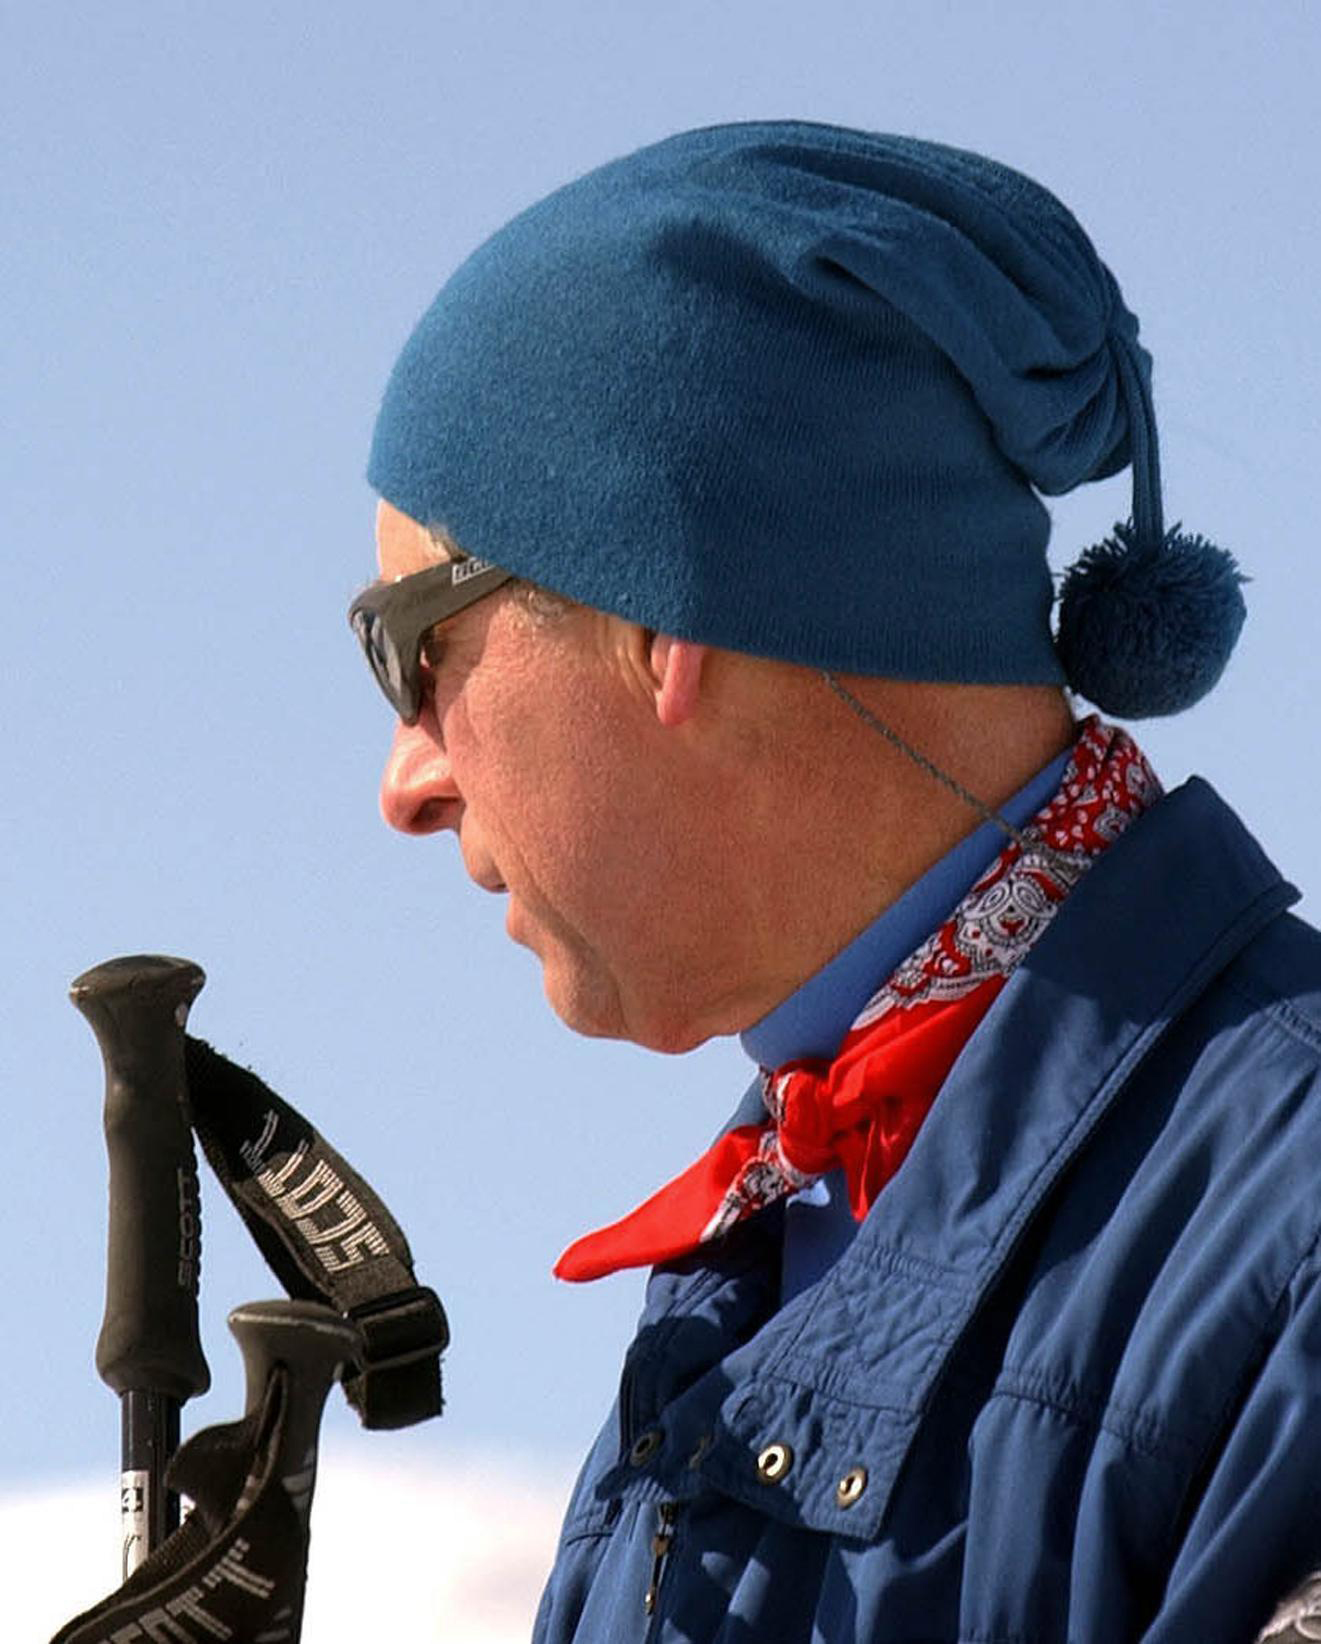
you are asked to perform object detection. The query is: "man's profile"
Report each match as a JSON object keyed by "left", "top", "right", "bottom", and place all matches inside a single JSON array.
[{"left": 351, "top": 123, "right": 1319, "bottom": 1642}]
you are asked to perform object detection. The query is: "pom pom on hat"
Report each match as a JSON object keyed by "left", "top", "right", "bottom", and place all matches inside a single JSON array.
[
  {"left": 1056, "top": 521, "right": 1247, "bottom": 719},
  {"left": 1051, "top": 324, "right": 1248, "bottom": 717}
]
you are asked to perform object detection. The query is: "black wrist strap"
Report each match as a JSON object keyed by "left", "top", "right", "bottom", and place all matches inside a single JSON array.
[
  {"left": 183, "top": 1036, "right": 448, "bottom": 1429},
  {"left": 52, "top": 1370, "right": 311, "bottom": 1644}
]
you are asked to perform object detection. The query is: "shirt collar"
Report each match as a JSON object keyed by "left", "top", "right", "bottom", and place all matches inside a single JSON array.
[{"left": 740, "top": 748, "right": 1072, "bottom": 1070}]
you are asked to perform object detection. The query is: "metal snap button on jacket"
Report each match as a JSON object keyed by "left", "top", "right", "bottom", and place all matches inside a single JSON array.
[
  {"left": 836, "top": 1466, "right": 868, "bottom": 1507},
  {"left": 629, "top": 1429, "right": 664, "bottom": 1466},
  {"left": 756, "top": 1442, "right": 794, "bottom": 1483}
]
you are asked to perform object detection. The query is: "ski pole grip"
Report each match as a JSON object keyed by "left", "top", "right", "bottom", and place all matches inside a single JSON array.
[
  {"left": 230, "top": 1299, "right": 362, "bottom": 1469},
  {"left": 71, "top": 955, "right": 212, "bottom": 1402}
]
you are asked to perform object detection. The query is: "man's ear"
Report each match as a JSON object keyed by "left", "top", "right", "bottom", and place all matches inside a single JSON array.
[{"left": 650, "top": 634, "right": 709, "bottom": 728}]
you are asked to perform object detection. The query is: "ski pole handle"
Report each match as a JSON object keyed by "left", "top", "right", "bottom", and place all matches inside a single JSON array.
[
  {"left": 47, "top": 1302, "right": 362, "bottom": 1644},
  {"left": 70, "top": 954, "right": 213, "bottom": 1572},
  {"left": 229, "top": 1298, "right": 362, "bottom": 1493}
]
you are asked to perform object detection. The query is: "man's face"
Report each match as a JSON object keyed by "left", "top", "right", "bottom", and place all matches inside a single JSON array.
[{"left": 371, "top": 501, "right": 741, "bottom": 1051}]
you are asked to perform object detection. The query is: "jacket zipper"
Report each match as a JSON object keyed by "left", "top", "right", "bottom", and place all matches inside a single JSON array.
[{"left": 643, "top": 1500, "right": 680, "bottom": 1621}]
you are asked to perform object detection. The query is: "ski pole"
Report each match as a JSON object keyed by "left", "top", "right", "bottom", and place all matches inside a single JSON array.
[
  {"left": 51, "top": 1298, "right": 361, "bottom": 1644},
  {"left": 227, "top": 1298, "right": 361, "bottom": 1506},
  {"left": 70, "top": 954, "right": 212, "bottom": 1578}
]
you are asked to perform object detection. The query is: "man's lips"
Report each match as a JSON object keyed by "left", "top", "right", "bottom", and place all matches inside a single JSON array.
[
  {"left": 464, "top": 857, "right": 508, "bottom": 893},
  {"left": 458, "top": 838, "right": 507, "bottom": 893}
]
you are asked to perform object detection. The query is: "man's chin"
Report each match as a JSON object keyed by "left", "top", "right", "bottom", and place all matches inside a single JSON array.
[
  {"left": 543, "top": 963, "right": 710, "bottom": 1055},
  {"left": 504, "top": 902, "right": 621, "bottom": 1038},
  {"left": 505, "top": 903, "right": 707, "bottom": 1051},
  {"left": 539, "top": 952, "right": 625, "bottom": 1041}
]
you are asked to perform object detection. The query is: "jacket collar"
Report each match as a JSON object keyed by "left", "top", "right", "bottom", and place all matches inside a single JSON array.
[{"left": 608, "top": 779, "right": 1297, "bottom": 1537}]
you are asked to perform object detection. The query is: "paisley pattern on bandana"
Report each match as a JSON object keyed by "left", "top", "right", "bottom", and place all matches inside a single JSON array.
[
  {"left": 555, "top": 718, "right": 1160, "bottom": 1284},
  {"left": 859, "top": 717, "right": 1158, "bottom": 1023}
]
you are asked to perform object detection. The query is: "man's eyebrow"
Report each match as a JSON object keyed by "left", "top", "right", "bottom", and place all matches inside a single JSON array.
[
  {"left": 350, "top": 527, "right": 469, "bottom": 603},
  {"left": 425, "top": 524, "right": 467, "bottom": 563}
]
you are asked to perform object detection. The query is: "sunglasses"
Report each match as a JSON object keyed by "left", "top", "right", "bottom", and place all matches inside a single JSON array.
[{"left": 348, "top": 557, "right": 514, "bottom": 723}]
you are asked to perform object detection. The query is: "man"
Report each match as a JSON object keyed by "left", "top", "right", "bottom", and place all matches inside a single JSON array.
[{"left": 351, "top": 124, "right": 1321, "bottom": 1641}]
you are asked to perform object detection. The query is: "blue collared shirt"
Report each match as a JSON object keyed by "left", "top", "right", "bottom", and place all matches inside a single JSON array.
[{"left": 740, "top": 749, "right": 1071, "bottom": 1301}]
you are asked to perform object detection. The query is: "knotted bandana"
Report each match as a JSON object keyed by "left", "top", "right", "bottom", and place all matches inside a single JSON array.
[{"left": 555, "top": 719, "right": 1160, "bottom": 1283}]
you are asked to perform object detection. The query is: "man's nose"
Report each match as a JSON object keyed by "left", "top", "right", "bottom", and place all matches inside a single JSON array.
[{"left": 379, "top": 721, "right": 462, "bottom": 835}]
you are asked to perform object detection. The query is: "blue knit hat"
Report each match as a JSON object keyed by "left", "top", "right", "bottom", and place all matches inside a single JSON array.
[{"left": 369, "top": 121, "right": 1245, "bottom": 717}]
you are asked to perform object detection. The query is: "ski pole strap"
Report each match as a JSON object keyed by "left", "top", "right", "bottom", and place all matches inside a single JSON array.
[
  {"left": 52, "top": 1300, "right": 358, "bottom": 1644},
  {"left": 183, "top": 1036, "right": 448, "bottom": 1430},
  {"left": 53, "top": 1370, "right": 309, "bottom": 1644}
]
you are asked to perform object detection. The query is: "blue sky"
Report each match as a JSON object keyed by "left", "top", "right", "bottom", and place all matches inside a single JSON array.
[{"left": 3, "top": 1, "right": 1319, "bottom": 1618}]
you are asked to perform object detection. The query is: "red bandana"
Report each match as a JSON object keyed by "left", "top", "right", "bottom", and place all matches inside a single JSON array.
[{"left": 555, "top": 719, "right": 1160, "bottom": 1283}]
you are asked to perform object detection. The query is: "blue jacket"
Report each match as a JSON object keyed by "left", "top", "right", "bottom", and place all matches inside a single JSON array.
[{"left": 533, "top": 780, "right": 1321, "bottom": 1643}]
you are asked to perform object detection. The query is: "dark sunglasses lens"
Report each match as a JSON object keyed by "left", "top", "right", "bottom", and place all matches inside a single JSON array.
[{"left": 351, "top": 608, "right": 416, "bottom": 722}]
